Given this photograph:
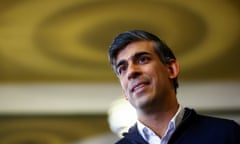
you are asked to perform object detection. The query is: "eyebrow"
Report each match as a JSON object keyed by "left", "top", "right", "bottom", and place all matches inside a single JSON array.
[{"left": 115, "top": 51, "right": 151, "bottom": 69}]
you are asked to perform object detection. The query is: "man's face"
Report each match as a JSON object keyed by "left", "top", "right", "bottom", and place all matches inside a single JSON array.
[{"left": 115, "top": 40, "right": 177, "bottom": 111}]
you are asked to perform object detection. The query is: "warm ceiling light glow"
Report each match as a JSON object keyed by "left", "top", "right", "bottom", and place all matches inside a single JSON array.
[{"left": 108, "top": 98, "right": 137, "bottom": 137}]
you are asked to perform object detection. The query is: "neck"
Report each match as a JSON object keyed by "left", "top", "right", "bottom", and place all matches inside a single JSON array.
[{"left": 137, "top": 103, "right": 179, "bottom": 137}]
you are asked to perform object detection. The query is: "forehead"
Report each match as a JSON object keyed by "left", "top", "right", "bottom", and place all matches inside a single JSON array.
[{"left": 116, "top": 41, "right": 156, "bottom": 63}]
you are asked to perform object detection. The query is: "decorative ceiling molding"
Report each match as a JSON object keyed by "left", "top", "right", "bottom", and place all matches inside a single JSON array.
[{"left": 0, "top": 0, "right": 239, "bottom": 82}]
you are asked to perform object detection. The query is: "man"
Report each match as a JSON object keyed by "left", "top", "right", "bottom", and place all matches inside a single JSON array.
[{"left": 108, "top": 30, "right": 240, "bottom": 144}]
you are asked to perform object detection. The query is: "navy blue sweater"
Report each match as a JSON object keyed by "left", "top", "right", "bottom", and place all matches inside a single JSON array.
[{"left": 115, "top": 108, "right": 240, "bottom": 144}]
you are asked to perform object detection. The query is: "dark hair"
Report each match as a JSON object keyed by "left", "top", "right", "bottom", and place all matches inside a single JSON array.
[{"left": 108, "top": 30, "right": 179, "bottom": 92}]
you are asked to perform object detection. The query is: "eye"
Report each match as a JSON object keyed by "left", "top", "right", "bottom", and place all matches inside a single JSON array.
[
  {"left": 117, "top": 64, "right": 127, "bottom": 75},
  {"left": 138, "top": 55, "right": 150, "bottom": 64}
]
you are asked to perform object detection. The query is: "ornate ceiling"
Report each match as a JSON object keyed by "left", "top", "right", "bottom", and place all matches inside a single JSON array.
[{"left": 0, "top": 0, "right": 240, "bottom": 83}]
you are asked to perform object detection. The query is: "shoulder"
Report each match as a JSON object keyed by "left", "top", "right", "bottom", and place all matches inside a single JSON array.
[
  {"left": 184, "top": 108, "right": 240, "bottom": 134},
  {"left": 171, "top": 108, "right": 240, "bottom": 143},
  {"left": 115, "top": 138, "right": 132, "bottom": 144},
  {"left": 198, "top": 114, "right": 240, "bottom": 131},
  {"left": 114, "top": 124, "right": 148, "bottom": 144}
]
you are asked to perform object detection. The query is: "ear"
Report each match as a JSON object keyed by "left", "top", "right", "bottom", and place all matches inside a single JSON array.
[{"left": 167, "top": 59, "right": 179, "bottom": 79}]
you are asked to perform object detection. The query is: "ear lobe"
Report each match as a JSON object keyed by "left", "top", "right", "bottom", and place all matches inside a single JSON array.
[{"left": 167, "top": 59, "right": 180, "bottom": 79}]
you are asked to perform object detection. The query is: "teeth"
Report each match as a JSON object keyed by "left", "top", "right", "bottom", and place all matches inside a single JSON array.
[{"left": 134, "top": 84, "right": 145, "bottom": 91}]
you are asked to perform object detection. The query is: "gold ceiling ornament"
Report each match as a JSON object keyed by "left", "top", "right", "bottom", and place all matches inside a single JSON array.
[
  {"left": 172, "top": 1, "right": 240, "bottom": 71},
  {"left": 0, "top": 0, "right": 239, "bottom": 82}
]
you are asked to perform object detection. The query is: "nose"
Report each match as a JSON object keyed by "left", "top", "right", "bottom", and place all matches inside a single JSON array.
[{"left": 127, "top": 63, "right": 141, "bottom": 80}]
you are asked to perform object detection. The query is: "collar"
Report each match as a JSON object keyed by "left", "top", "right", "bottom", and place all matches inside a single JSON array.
[{"left": 137, "top": 105, "right": 185, "bottom": 142}]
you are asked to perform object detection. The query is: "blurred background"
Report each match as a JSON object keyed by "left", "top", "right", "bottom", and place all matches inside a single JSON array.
[{"left": 0, "top": 0, "right": 240, "bottom": 143}]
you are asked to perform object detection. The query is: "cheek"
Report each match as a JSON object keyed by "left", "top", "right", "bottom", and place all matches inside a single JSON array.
[
  {"left": 149, "top": 69, "right": 165, "bottom": 86},
  {"left": 119, "top": 78, "right": 126, "bottom": 89},
  {"left": 120, "top": 79, "right": 128, "bottom": 95}
]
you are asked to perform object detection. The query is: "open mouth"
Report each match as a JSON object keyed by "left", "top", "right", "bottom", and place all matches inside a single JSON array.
[{"left": 131, "top": 82, "right": 149, "bottom": 93}]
